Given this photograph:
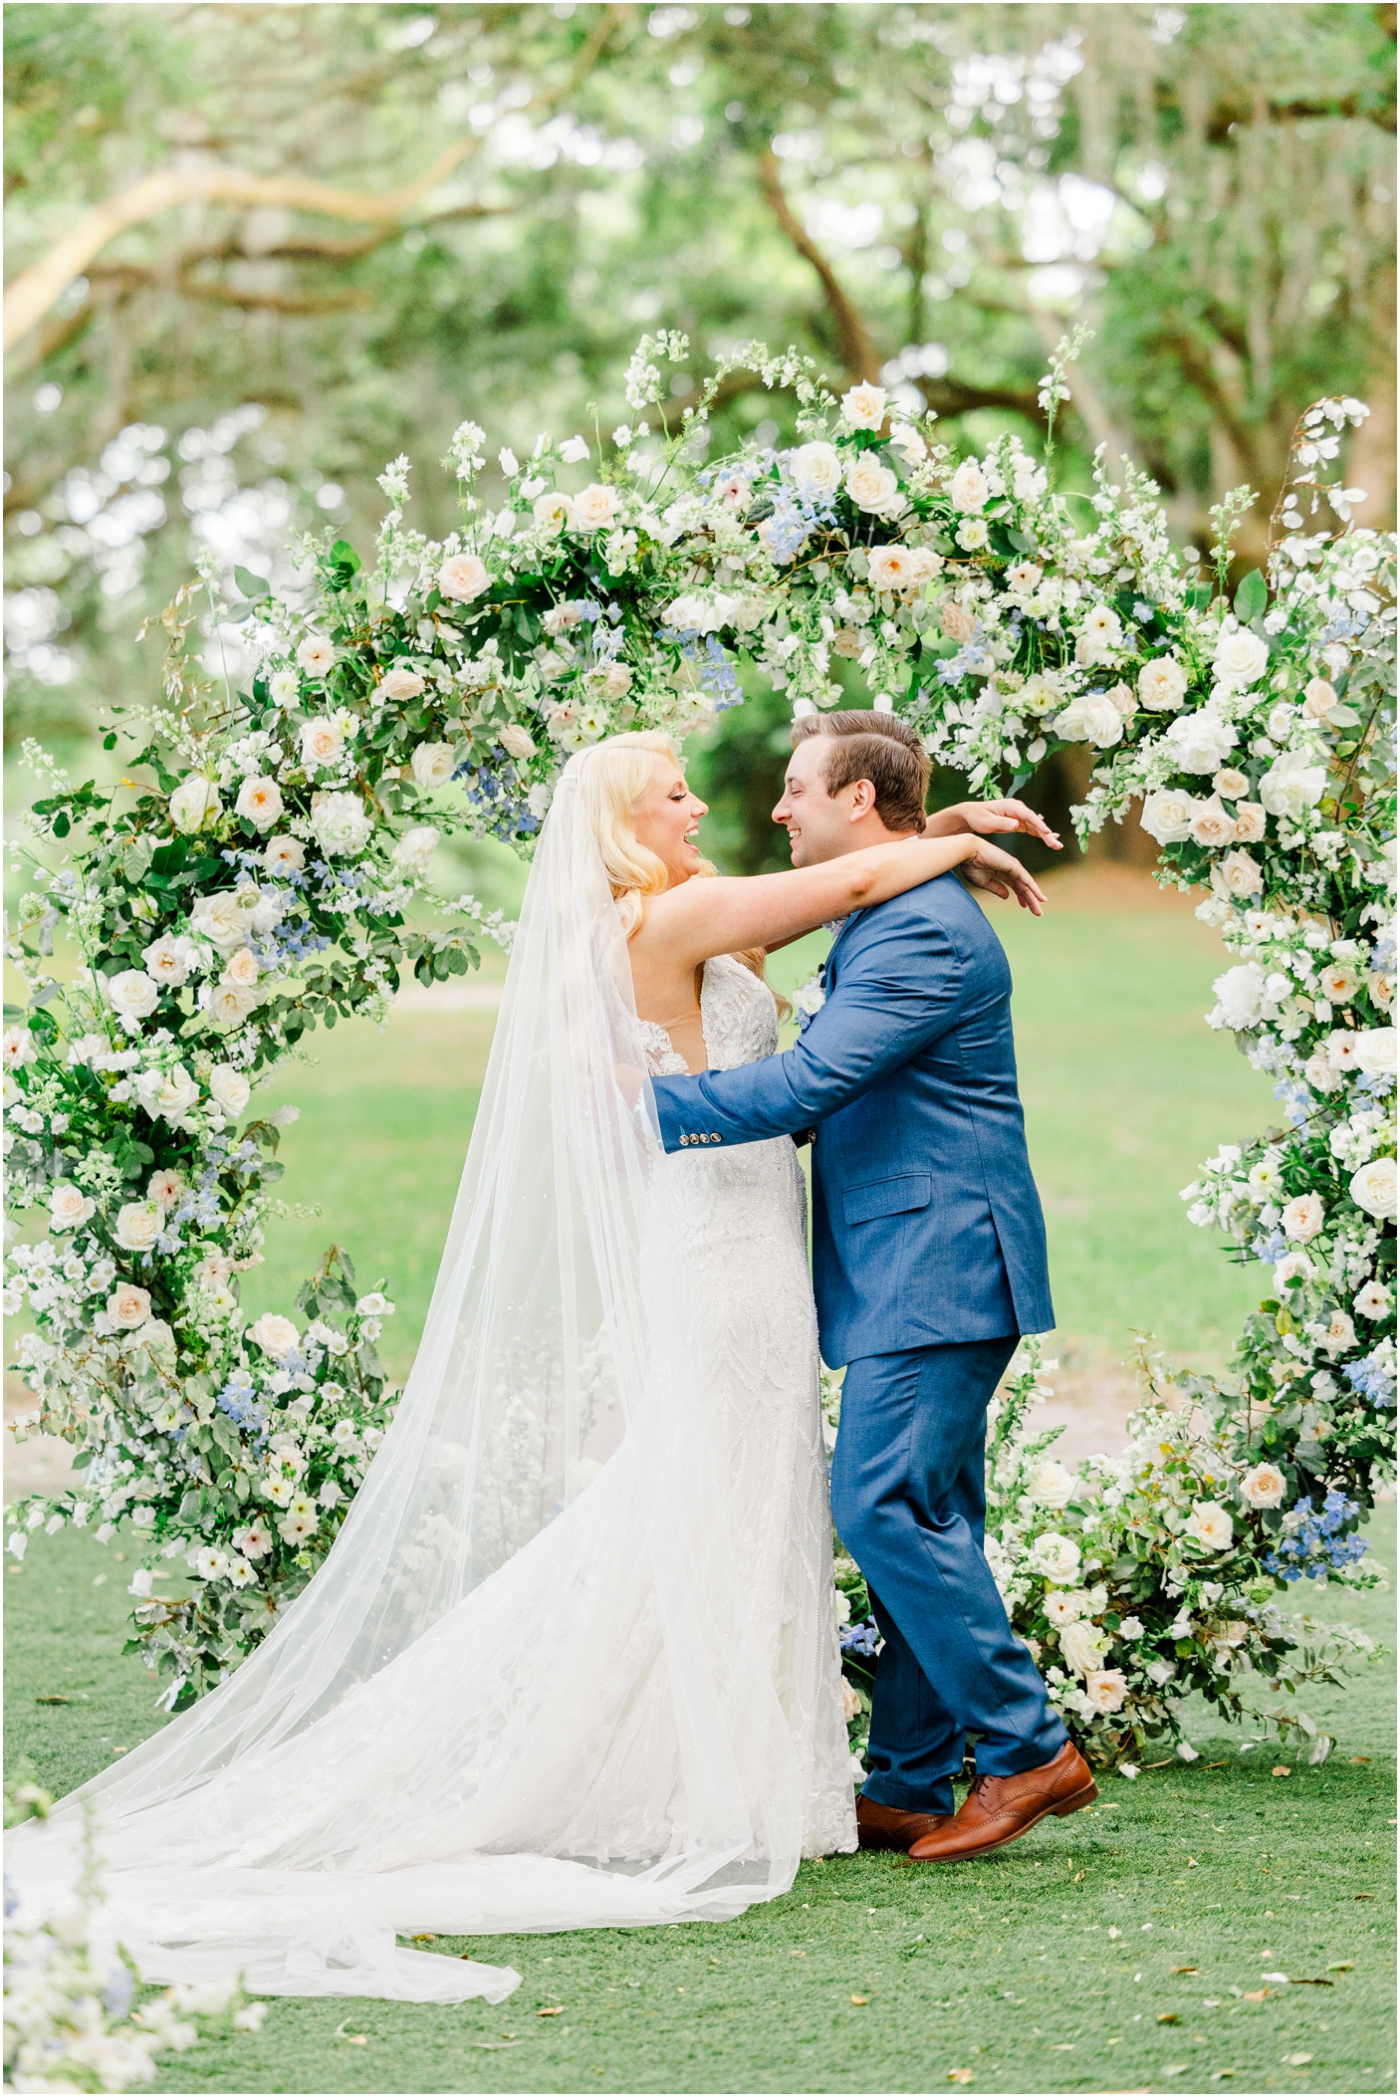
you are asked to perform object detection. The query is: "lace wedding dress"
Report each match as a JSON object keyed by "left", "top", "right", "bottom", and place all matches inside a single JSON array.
[{"left": 8, "top": 773, "right": 855, "bottom": 2006}]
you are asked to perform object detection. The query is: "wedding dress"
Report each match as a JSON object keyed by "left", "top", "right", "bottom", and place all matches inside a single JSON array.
[{"left": 8, "top": 768, "right": 855, "bottom": 2006}]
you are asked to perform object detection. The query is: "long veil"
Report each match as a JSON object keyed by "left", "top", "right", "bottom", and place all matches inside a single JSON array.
[{"left": 6, "top": 765, "right": 812, "bottom": 2004}]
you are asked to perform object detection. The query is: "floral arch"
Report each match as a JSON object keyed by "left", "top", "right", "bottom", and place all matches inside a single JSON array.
[{"left": 5, "top": 335, "right": 1394, "bottom": 1769}]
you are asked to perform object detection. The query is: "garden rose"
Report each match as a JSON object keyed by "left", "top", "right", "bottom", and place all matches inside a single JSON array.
[
  {"left": 409, "top": 742, "right": 456, "bottom": 792},
  {"left": 840, "top": 382, "right": 887, "bottom": 429},
  {"left": 108, "top": 970, "right": 160, "bottom": 1021},
  {"left": 299, "top": 718, "right": 344, "bottom": 770},
  {"left": 107, "top": 1283, "right": 152, "bottom": 1330},
  {"left": 1029, "top": 1461, "right": 1077, "bottom": 1510},
  {"left": 1186, "top": 1501, "right": 1234, "bottom": 1550},
  {"left": 1282, "top": 1191, "right": 1325, "bottom": 1240},
  {"left": 221, "top": 947, "right": 261, "bottom": 989},
  {"left": 141, "top": 934, "right": 194, "bottom": 987},
  {"left": 1212, "top": 625, "right": 1270, "bottom": 688},
  {"left": 1084, "top": 1669, "right": 1128, "bottom": 1714},
  {"left": 310, "top": 791, "right": 373, "bottom": 857},
  {"left": 263, "top": 834, "right": 305, "bottom": 876},
  {"left": 1320, "top": 1309, "right": 1356, "bottom": 1357},
  {"left": 1137, "top": 656, "right": 1188, "bottom": 711},
  {"left": 1240, "top": 1462, "right": 1287, "bottom": 1508},
  {"left": 437, "top": 552, "right": 491, "bottom": 602},
  {"left": 1350, "top": 1157, "right": 1397, "bottom": 1218},
  {"left": 532, "top": 491, "right": 575, "bottom": 534},
  {"left": 208, "top": 1065, "right": 251, "bottom": 1116},
  {"left": 1055, "top": 693, "right": 1123, "bottom": 748},
  {"left": 378, "top": 666, "right": 425, "bottom": 702},
  {"left": 1029, "top": 1531, "right": 1081, "bottom": 1584},
  {"left": 1215, "top": 848, "right": 1263, "bottom": 897},
  {"left": 1318, "top": 964, "right": 1358, "bottom": 1003},
  {"left": 1259, "top": 748, "right": 1326, "bottom": 819},
  {"left": 209, "top": 984, "right": 260, "bottom": 1027},
  {"left": 114, "top": 1201, "right": 162, "bottom": 1254},
  {"left": 169, "top": 775, "right": 221, "bottom": 833},
  {"left": 1163, "top": 710, "right": 1237, "bottom": 773},
  {"left": 147, "top": 1064, "right": 200, "bottom": 1124},
  {"left": 940, "top": 602, "right": 978, "bottom": 645},
  {"left": 866, "top": 544, "right": 940, "bottom": 593},
  {"left": 1232, "top": 802, "right": 1267, "bottom": 843},
  {"left": 234, "top": 776, "right": 284, "bottom": 830},
  {"left": 392, "top": 825, "right": 440, "bottom": 877},
  {"left": 1190, "top": 798, "right": 1235, "bottom": 848},
  {"left": 947, "top": 459, "right": 988, "bottom": 511},
  {"left": 1352, "top": 1027, "right": 1396, "bottom": 1078},
  {"left": 572, "top": 484, "right": 621, "bottom": 531},
  {"left": 1213, "top": 767, "right": 1249, "bottom": 799},
  {"left": 888, "top": 421, "right": 927, "bottom": 462},
  {"left": 1060, "top": 1619, "right": 1108, "bottom": 1677},
  {"left": 1141, "top": 788, "right": 1197, "bottom": 844},
  {"left": 248, "top": 1312, "right": 300, "bottom": 1359},
  {"left": 1303, "top": 676, "right": 1338, "bottom": 717},
  {"left": 844, "top": 460, "right": 902, "bottom": 516},
  {"left": 790, "top": 442, "right": 843, "bottom": 497},
  {"left": 190, "top": 891, "right": 252, "bottom": 952},
  {"left": 48, "top": 1183, "right": 95, "bottom": 1233},
  {"left": 499, "top": 724, "right": 537, "bottom": 762},
  {"left": 296, "top": 634, "right": 336, "bottom": 677}
]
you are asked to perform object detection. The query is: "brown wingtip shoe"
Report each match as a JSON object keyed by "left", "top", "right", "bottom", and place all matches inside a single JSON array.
[
  {"left": 855, "top": 1791, "right": 956, "bottom": 1853},
  {"left": 905, "top": 1740, "right": 1098, "bottom": 1862}
]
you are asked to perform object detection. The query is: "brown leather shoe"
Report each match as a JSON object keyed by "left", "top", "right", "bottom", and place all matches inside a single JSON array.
[
  {"left": 905, "top": 1740, "right": 1098, "bottom": 1862},
  {"left": 855, "top": 1791, "right": 955, "bottom": 1853}
]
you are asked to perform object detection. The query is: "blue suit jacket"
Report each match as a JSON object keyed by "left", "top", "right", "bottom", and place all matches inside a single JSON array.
[{"left": 650, "top": 873, "right": 1053, "bottom": 1367}]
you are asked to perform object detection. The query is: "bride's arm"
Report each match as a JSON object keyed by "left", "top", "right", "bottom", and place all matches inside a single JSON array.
[{"left": 638, "top": 834, "right": 1045, "bottom": 966}]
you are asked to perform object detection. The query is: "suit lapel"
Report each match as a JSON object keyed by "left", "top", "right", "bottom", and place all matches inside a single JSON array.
[{"left": 822, "top": 909, "right": 864, "bottom": 988}]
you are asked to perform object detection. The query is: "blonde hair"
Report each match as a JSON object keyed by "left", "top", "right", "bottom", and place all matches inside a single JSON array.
[{"left": 567, "top": 731, "right": 784, "bottom": 1013}]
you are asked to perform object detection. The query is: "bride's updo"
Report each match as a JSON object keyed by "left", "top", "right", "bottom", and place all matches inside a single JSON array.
[{"left": 567, "top": 731, "right": 714, "bottom": 935}]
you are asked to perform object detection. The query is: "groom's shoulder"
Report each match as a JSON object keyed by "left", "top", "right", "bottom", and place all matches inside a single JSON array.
[{"left": 854, "top": 868, "right": 997, "bottom": 949}]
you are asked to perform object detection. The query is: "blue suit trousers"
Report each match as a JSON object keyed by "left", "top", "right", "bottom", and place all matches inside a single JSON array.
[{"left": 830, "top": 1336, "right": 1068, "bottom": 1815}]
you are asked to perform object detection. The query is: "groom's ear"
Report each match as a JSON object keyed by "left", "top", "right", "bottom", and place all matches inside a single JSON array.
[{"left": 843, "top": 778, "right": 879, "bottom": 823}]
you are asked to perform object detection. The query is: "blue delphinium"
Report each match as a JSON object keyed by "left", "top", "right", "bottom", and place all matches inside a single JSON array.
[{"left": 1264, "top": 1489, "right": 1368, "bottom": 1580}]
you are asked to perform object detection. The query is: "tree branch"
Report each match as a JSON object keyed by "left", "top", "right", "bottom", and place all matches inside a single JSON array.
[{"left": 755, "top": 148, "right": 880, "bottom": 385}]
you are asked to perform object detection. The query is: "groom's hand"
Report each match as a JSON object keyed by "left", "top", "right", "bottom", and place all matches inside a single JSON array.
[{"left": 927, "top": 798, "right": 1062, "bottom": 851}]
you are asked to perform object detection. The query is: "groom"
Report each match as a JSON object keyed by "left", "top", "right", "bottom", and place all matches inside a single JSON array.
[{"left": 649, "top": 711, "right": 1098, "bottom": 1861}]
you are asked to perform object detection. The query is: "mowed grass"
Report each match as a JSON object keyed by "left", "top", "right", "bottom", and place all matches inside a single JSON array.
[{"left": 6, "top": 870, "right": 1394, "bottom": 2093}]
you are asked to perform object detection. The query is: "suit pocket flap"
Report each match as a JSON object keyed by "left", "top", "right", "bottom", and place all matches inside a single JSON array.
[{"left": 844, "top": 1174, "right": 932, "bottom": 1226}]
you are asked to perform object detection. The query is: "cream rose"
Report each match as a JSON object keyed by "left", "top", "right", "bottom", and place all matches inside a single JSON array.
[
  {"left": 844, "top": 460, "right": 902, "bottom": 516},
  {"left": 1190, "top": 797, "right": 1236, "bottom": 848},
  {"left": 1232, "top": 802, "right": 1267, "bottom": 843},
  {"left": 1140, "top": 788, "right": 1198, "bottom": 844},
  {"left": 209, "top": 1065, "right": 251, "bottom": 1117},
  {"left": 309, "top": 791, "right": 373, "bottom": 857},
  {"left": 208, "top": 984, "right": 260, "bottom": 1028},
  {"left": 221, "top": 947, "right": 261, "bottom": 989},
  {"left": 379, "top": 666, "right": 426, "bottom": 702},
  {"left": 1282, "top": 1191, "right": 1325, "bottom": 1241},
  {"left": 141, "top": 934, "right": 193, "bottom": 987},
  {"left": 114, "top": 1200, "right": 162, "bottom": 1254},
  {"left": 1186, "top": 1501, "right": 1235, "bottom": 1550},
  {"left": 107, "top": 1283, "right": 152, "bottom": 1331},
  {"left": 1213, "top": 626, "right": 1270, "bottom": 688},
  {"left": 941, "top": 602, "right": 978, "bottom": 645},
  {"left": 1029, "top": 1530, "right": 1081, "bottom": 1584},
  {"left": 532, "top": 491, "right": 575, "bottom": 535},
  {"left": 1084, "top": 1669, "right": 1128, "bottom": 1714},
  {"left": 1303, "top": 677, "right": 1337, "bottom": 718},
  {"left": 572, "top": 484, "right": 621, "bottom": 531},
  {"left": 1350, "top": 1156, "right": 1397, "bottom": 1218},
  {"left": 437, "top": 552, "right": 491, "bottom": 602},
  {"left": 1055, "top": 692, "right": 1124, "bottom": 748},
  {"left": 1029, "top": 1461, "right": 1078, "bottom": 1510},
  {"left": 499, "top": 724, "right": 537, "bottom": 762},
  {"left": 1213, "top": 767, "right": 1249, "bottom": 799},
  {"left": 169, "top": 775, "right": 221, "bottom": 834},
  {"left": 866, "top": 544, "right": 941, "bottom": 594},
  {"left": 234, "top": 776, "right": 284, "bottom": 831},
  {"left": 1239, "top": 1462, "right": 1287, "bottom": 1509},
  {"left": 108, "top": 970, "right": 160, "bottom": 1021},
  {"left": 299, "top": 718, "right": 344, "bottom": 771},
  {"left": 263, "top": 835, "right": 305, "bottom": 877},
  {"left": 947, "top": 459, "right": 988, "bottom": 512},
  {"left": 410, "top": 742, "right": 456, "bottom": 792},
  {"left": 790, "top": 442, "right": 843, "bottom": 497},
  {"left": 840, "top": 382, "right": 887, "bottom": 429},
  {"left": 1137, "top": 655, "right": 1188, "bottom": 712},
  {"left": 1213, "top": 848, "right": 1263, "bottom": 898},
  {"left": 49, "top": 1183, "right": 95, "bottom": 1233},
  {"left": 248, "top": 1312, "right": 300, "bottom": 1359}
]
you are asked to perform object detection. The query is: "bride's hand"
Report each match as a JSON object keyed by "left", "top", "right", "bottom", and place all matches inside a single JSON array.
[
  {"left": 932, "top": 797, "right": 1062, "bottom": 851},
  {"left": 959, "top": 838, "right": 1048, "bottom": 915}
]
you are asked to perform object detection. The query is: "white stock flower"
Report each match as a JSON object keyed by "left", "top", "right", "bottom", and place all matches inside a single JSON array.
[
  {"left": 840, "top": 382, "right": 887, "bottom": 429},
  {"left": 108, "top": 969, "right": 160, "bottom": 1020},
  {"left": 1060, "top": 1619, "right": 1109, "bottom": 1677},
  {"left": 247, "top": 1312, "right": 300, "bottom": 1358},
  {"left": 1137, "top": 656, "right": 1188, "bottom": 711},
  {"left": 310, "top": 791, "right": 373, "bottom": 857},
  {"left": 299, "top": 718, "right": 345, "bottom": 770},
  {"left": 1186, "top": 1501, "right": 1235, "bottom": 1550},
  {"left": 141, "top": 934, "right": 194, "bottom": 987},
  {"left": 107, "top": 1283, "right": 152, "bottom": 1330},
  {"left": 1212, "top": 625, "right": 1270, "bottom": 687},
  {"left": 1259, "top": 748, "right": 1327, "bottom": 819},
  {"left": 49, "top": 1183, "right": 95, "bottom": 1232},
  {"left": 437, "top": 553, "right": 491, "bottom": 602},
  {"left": 1029, "top": 1530, "right": 1082, "bottom": 1584},
  {"left": 1352, "top": 1027, "right": 1396, "bottom": 1078},
  {"left": 409, "top": 742, "right": 456, "bottom": 792},
  {"left": 1140, "top": 788, "right": 1198, "bottom": 844},
  {"left": 947, "top": 459, "right": 988, "bottom": 511},
  {"left": 573, "top": 484, "right": 621, "bottom": 531},
  {"left": 790, "top": 442, "right": 843, "bottom": 497},
  {"left": 1282, "top": 1191, "right": 1325, "bottom": 1241},
  {"left": 1084, "top": 1669, "right": 1128, "bottom": 1714},
  {"left": 1163, "top": 710, "right": 1238, "bottom": 774},
  {"left": 1190, "top": 798, "right": 1236, "bottom": 848},
  {"left": 208, "top": 1065, "right": 251, "bottom": 1117},
  {"left": 296, "top": 634, "right": 336, "bottom": 677},
  {"left": 379, "top": 666, "right": 425, "bottom": 702},
  {"left": 1350, "top": 1156, "right": 1397, "bottom": 1218},
  {"left": 114, "top": 1201, "right": 162, "bottom": 1254},
  {"left": 1055, "top": 692, "right": 1124, "bottom": 748},
  {"left": 844, "top": 459, "right": 902, "bottom": 516},
  {"left": 499, "top": 724, "right": 537, "bottom": 761},
  {"left": 1240, "top": 1463, "right": 1286, "bottom": 1508},
  {"left": 169, "top": 775, "right": 221, "bottom": 833},
  {"left": 234, "top": 776, "right": 284, "bottom": 830},
  {"left": 1029, "top": 1461, "right": 1077, "bottom": 1510},
  {"left": 392, "top": 825, "right": 440, "bottom": 877}
]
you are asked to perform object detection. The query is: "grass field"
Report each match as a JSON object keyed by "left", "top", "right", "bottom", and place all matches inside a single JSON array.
[{"left": 5, "top": 868, "right": 1395, "bottom": 2094}]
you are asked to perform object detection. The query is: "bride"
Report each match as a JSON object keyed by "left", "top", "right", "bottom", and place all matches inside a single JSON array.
[{"left": 9, "top": 731, "right": 1044, "bottom": 2006}]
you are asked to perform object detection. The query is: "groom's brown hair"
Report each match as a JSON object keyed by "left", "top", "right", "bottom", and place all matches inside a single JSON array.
[{"left": 791, "top": 710, "right": 930, "bottom": 835}]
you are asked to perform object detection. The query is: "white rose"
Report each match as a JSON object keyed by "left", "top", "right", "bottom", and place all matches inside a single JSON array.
[
  {"left": 437, "top": 553, "right": 491, "bottom": 602},
  {"left": 409, "top": 742, "right": 456, "bottom": 792},
  {"left": 1137, "top": 656, "right": 1189, "bottom": 712},
  {"left": 208, "top": 1065, "right": 251, "bottom": 1116},
  {"left": 533, "top": 491, "right": 575, "bottom": 535},
  {"left": 499, "top": 724, "right": 537, "bottom": 762},
  {"left": 1029, "top": 1461, "right": 1077, "bottom": 1510},
  {"left": 150, "top": 1064, "right": 200, "bottom": 1123},
  {"left": 169, "top": 775, "right": 222, "bottom": 834},
  {"left": 1259, "top": 748, "right": 1326, "bottom": 819},
  {"left": 1163, "top": 710, "right": 1238, "bottom": 774},
  {"left": 1084, "top": 1669, "right": 1128, "bottom": 1714},
  {"left": 221, "top": 947, "right": 261, "bottom": 989},
  {"left": 1212, "top": 961, "right": 1269, "bottom": 1028},
  {"left": 379, "top": 666, "right": 425, "bottom": 702},
  {"left": 573, "top": 484, "right": 621, "bottom": 531},
  {"left": 1054, "top": 692, "right": 1124, "bottom": 748},
  {"left": 1239, "top": 1463, "right": 1287, "bottom": 1509},
  {"left": 296, "top": 634, "right": 336, "bottom": 678},
  {"left": 840, "top": 382, "right": 887, "bottom": 429},
  {"left": 208, "top": 983, "right": 260, "bottom": 1027},
  {"left": 190, "top": 891, "right": 250, "bottom": 952},
  {"left": 263, "top": 835, "right": 305, "bottom": 877},
  {"left": 247, "top": 1312, "right": 300, "bottom": 1359},
  {"left": 1350, "top": 1156, "right": 1397, "bottom": 1218},
  {"left": 108, "top": 969, "right": 160, "bottom": 1020},
  {"left": 790, "top": 442, "right": 843, "bottom": 497},
  {"left": 1232, "top": 802, "right": 1267, "bottom": 843},
  {"left": 1060, "top": 1619, "right": 1109, "bottom": 1677},
  {"left": 867, "top": 544, "right": 940, "bottom": 593},
  {"left": 1189, "top": 797, "right": 1236, "bottom": 848},
  {"left": 844, "top": 460, "right": 902, "bottom": 516},
  {"left": 888, "top": 421, "right": 927, "bottom": 462},
  {"left": 234, "top": 776, "right": 284, "bottom": 831},
  {"left": 1140, "top": 788, "right": 1198, "bottom": 844},
  {"left": 309, "top": 791, "right": 373, "bottom": 857},
  {"left": 141, "top": 934, "right": 194, "bottom": 987},
  {"left": 1352, "top": 1027, "right": 1396, "bottom": 1078},
  {"left": 1029, "top": 1530, "right": 1081, "bottom": 1584},
  {"left": 601, "top": 662, "right": 633, "bottom": 698},
  {"left": 107, "top": 1283, "right": 152, "bottom": 1330},
  {"left": 947, "top": 459, "right": 988, "bottom": 512},
  {"left": 1215, "top": 848, "right": 1262, "bottom": 897},
  {"left": 49, "top": 1183, "right": 95, "bottom": 1233},
  {"left": 1320, "top": 1308, "right": 1356, "bottom": 1358},
  {"left": 1274, "top": 1250, "right": 1313, "bottom": 1290},
  {"left": 1186, "top": 1501, "right": 1234, "bottom": 1551},
  {"left": 392, "top": 825, "right": 440, "bottom": 877},
  {"left": 1213, "top": 766, "right": 1249, "bottom": 799},
  {"left": 299, "top": 718, "right": 345, "bottom": 771},
  {"left": 1281, "top": 1191, "right": 1325, "bottom": 1242},
  {"left": 1213, "top": 625, "right": 1270, "bottom": 688},
  {"left": 114, "top": 1200, "right": 162, "bottom": 1253}
]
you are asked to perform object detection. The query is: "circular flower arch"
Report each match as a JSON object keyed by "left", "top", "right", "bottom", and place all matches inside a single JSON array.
[{"left": 4, "top": 336, "right": 1394, "bottom": 1769}]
